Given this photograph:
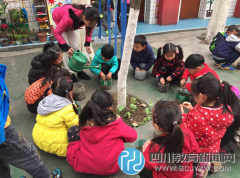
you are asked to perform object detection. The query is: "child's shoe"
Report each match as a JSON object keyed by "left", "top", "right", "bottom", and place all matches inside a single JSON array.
[
  {"left": 105, "top": 30, "right": 109, "bottom": 35},
  {"left": 220, "top": 64, "right": 235, "bottom": 70},
  {"left": 112, "top": 74, "right": 118, "bottom": 80},
  {"left": 196, "top": 162, "right": 211, "bottom": 178},
  {"left": 214, "top": 61, "right": 222, "bottom": 66},
  {"left": 51, "top": 168, "right": 62, "bottom": 178},
  {"left": 71, "top": 74, "right": 79, "bottom": 83},
  {"left": 77, "top": 71, "right": 91, "bottom": 80}
]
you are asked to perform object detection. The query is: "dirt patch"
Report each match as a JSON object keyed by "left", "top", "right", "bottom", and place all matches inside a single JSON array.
[{"left": 111, "top": 93, "right": 152, "bottom": 128}]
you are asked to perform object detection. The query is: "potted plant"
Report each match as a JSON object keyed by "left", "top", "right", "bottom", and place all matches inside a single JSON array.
[
  {"left": 37, "top": 28, "right": 47, "bottom": 43},
  {"left": 206, "top": 0, "right": 215, "bottom": 17},
  {"left": 0, "top": 2, "right": 8, "bottom": 23},
  {"left": 22, "top": 34, "right": 29, "bottom": 44},
  {"left": 14, "top": 34, "right": 23, "bottom": 45},
  {"left": 9, "top": 8, "right": 27, "bottom": 23},
  {"left": 6, "top": 31, "right": 15, "bottom": 45}
]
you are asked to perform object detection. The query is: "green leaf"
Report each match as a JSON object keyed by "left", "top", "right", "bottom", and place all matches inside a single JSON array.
[
  {"left": 143, "top": 118, "right": 147, "bottom": 122},
  {"left": 145, "top": 108, "right": 150, "bottom": 115},
  {"left": 130, "top": 104, "right": 137, "bottom": 110}
]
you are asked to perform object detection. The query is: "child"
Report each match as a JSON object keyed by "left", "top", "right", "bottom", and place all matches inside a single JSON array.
[
  {"left": 28, "top": 42, "right": 63, "bottom": 85},
  {"left": 140, "top": 101, "right": 200, "bottom": 178},
  {"left": 117, "top": 0, "right": 131, "bottom": 35},
  {"left": 152, "top": 43, "right": 184, "bottom": 85},
  {"left": 0, "top": 64, "right": 62, "bottom": 178},
  {"left": 67, "top": 90, "right": 137, "bottom": 175},
  {"left": 210, "top": 25, "right": 239, "bottom": 52},
  {"left": 180, "top": 73, "right": 240, "bottom": 176},
  {"left": 53, "top": 4, "right": 100, "bottom": 82},
  {"left": 130, "top": 35, "right": 155, "bottom": 72},
  {"left": 180, "top": 54, "right": 219, "bottom": 93},
  {"left": 90, "top": 44, "right": 120, "bottom": 80},
  {"left": 32, "top": 77, "right": 79, "bottom": 157},
  {"left": 25, "top": 67, "right": 70, "bottom": 114},
  {"left": 212, "top": 31, "right": 240, "bottom": 70}
]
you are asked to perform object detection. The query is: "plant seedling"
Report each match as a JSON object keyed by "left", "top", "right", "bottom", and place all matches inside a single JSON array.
[
  {"left": 131, "top": 97, "right": 137, "bottom": 104},
  {"left": 130, "top": 103, "right": 137, "bottom": 113},
  {"left": 124, "top": 111, "right": 132, "bottom": 119},
  {"left": 116, "top": 105, "right": 124, "bottom": 114}
]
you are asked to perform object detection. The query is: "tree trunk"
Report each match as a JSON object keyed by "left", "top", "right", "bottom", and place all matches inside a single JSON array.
[
  {"left": 117, "top": 0, "right": 141, "bottom": 108},
  {"left": 72, "top": 0, "right": 95, "bottom": 65},
  {"left": 205, "top": 0, "right": 231, "bottom": 43}
]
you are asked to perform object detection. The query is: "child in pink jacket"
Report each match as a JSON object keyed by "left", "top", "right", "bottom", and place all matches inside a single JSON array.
[
  {"left": 66, "top": 90, "right": 137, "bottom": 175},
  {"left": 52, "top": 4, "right": 100, "bottom": 82}
]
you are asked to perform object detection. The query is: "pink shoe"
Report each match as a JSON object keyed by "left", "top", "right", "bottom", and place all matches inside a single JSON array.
[{"left": 196, "top": 162, "right": 211, "bottom": 178}]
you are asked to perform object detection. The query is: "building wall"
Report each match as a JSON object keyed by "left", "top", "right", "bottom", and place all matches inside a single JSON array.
[{"left": 198, "top": 0, "right": 238, "bottom": 20}]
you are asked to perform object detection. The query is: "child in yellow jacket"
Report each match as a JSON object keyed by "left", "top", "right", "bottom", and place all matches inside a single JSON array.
[{"left": 32, "top": 77, "right": 79, "bottom": 157}]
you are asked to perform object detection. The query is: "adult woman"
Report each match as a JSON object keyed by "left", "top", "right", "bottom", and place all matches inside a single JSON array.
[{"left": 53, "top": 4, "right": 100, "bottom": 82}]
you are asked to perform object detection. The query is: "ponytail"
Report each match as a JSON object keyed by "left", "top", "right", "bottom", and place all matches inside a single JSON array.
[
  {"left": 215, "top": 81, "right": 240, "bottom": 130},
  {"left": 150, "top": 101, "right": 184, "bottom": 167},
  {"left": 41, "top": 67, "right": 70, "bottom": 88},
  {"left": 157, "top": 47, "right": 162, "bottom": 60},
  {"left": 79, "top": 90, "right": 116, "bottom": 127},
  {"left": 176, "top": 45, "right": 184, "bottom": 60},
  {"left": 67, "top": 92, "right": 78, "bottom": 115}
]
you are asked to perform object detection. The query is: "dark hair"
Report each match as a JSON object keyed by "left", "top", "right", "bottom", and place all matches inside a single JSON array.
[
  {"left": 185, "top": 54, "right": 205, "bottom": 69},
  {"left": 41, "top": 66, "right": 70, "bottom": 88},
  {"left": 150, "top": 101, "right": 184, "bottom": 167},
  {"left": 79, "top": 90, "right": 117, "bottom": 127},
  {"left": 101, "top": 44, "right": 114, "bottom": 59},
  {"left": 191, "top": 73, "right": 240, "bottom": 131},
  {"left": 227, "top": 25, "right": 239, "bottom": 33},
  {"left": 72, "top": 4, "right": 100, "bottom": 36},
  {"left": 51, "top": 77, "right": 78, "bottom": 115},
  {"left": 134, "top": 35, "right": 147, "bottom": 46},
  {"left": 41, "top": 42, "right": 62, "bottom": 70},
  {"left": 157, "top": 43, "right": 183, "bottom": 60},
  {"left": 237, "top": 31, "right": 240, "bottom": 37}
]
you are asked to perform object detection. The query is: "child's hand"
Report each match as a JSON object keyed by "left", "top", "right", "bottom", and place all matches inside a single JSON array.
[
  {"left": 179, "top": 104, "right": 185, "bottom": 114},
  {"left": 68, "top": 48, "right": 74, "bottom": 57},
  {"left": 180, "top": 79, "right": 187, "bottom": 86},
  {"left": 86, "top": 46, "right": 92, "bottom": 54},
  {"left": 100, "top": 72, "right": 105, "bottom": 80},
  {"left": 160, "top": 78, "right": 165, "bottom": 85},
  {"left": 140, "top": 69, "right": 145, "bottom": 71},
  {"left": 106, "top": 72, "right": 112, "bottom": 80},
  {"left": 135, "top": 67, "right": 140, "bottom": 71},
  {"left": 182, "top": 102, "right": 193, "bottom": 111},
  {"left": 142, "top": 140, "right": 152, "bottom": 153},
  {"left": 166, "top": 76, "right": 172, "bottom": 82}
]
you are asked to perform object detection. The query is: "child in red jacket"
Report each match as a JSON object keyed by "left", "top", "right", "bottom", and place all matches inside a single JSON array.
[
  {"left": 66, "top": 90, "right": 137, "bottom": 175},
  {"left": 152, "top": 43, "right": 185, "bottom": 85},
  {"left": 180, "top": 73, "right": 240, "bottom": 177},
  {"left": 180, "top": 54, "right": 219, "bottom": 92},
  {"left": 139, "top": 101, "right": 200, "bottom": 178}
]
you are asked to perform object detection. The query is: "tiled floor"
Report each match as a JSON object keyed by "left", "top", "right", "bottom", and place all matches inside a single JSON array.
[{"left": 92, "top": 17, "right": 240, "bottom": 38}]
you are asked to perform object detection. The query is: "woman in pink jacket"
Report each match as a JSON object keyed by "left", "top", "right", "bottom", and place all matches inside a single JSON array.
[
  {"left": 66, "top": 90, "right": 137, "bottom": 175},
  {"left": 52, "top": 4, "right": 100, "bottom": 82}
]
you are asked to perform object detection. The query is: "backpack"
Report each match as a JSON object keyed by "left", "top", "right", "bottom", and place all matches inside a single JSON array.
[
  {"left": 0, "top": 64, "right": 10, "bottom": 144},
  {"left": 209, "top": 32, "right": 226, "bottom": 52}
]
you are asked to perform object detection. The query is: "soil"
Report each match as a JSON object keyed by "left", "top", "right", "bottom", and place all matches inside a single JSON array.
[
  {"left": 178, "top": 92, "right": 190, "bottom": 97},
  {"left": 111, "top": 93, "right": 150, "bottom": 128}
]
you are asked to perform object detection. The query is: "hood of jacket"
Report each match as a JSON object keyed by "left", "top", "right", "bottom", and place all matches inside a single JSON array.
[
  {"left": 81, "top": 118, "right": 121, "bottom": 144},
  {"left": 31, "top": 53, "right": 44, "bottom": 69},
  {"left": 37, "top": 94, "right": 72, "bottom": 116},
  {"left": 226, "top": 34, "right": 240, "bottom": 43}
]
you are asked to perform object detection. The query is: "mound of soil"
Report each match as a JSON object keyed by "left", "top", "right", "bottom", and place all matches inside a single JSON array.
[{"left": 111, "top": 93, "right": 151, "bottom": 128}]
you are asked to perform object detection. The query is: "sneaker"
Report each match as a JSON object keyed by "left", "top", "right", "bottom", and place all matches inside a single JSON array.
[
  {"left": 214, "top": 62, "right": 222, "bottom": 66},
  {"left": 77, "top": 71, "right": 91, "bottom": 80},
  {"left": 51, "top": 168, "right": 62, "bottom": 178},
  {"left": 105, "top": 30, "right": 109, "bottom": 35},
  {"left": 220, "top": 64, "right": 235, "bottom": 70},
  {"left": 112, "top": 74, "right": 118, "bottom": 80},
  {"left": 71, "top": 74, "right": 79, "bottom": 83}
]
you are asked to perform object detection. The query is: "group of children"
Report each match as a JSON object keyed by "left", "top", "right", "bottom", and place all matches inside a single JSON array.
[{"left": 1, "top": 25, "right": 240, "bottom": 178}]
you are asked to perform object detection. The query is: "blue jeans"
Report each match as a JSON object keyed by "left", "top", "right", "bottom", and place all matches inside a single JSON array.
[
  {"left": 0, "top": 126, "right": 51, "bottom": 178},
  {"left": 213, "top": 50, "right": 240, "bottom": 66}
]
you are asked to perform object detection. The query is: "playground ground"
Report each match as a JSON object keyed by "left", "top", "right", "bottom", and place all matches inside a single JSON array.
[{"left": 1, "top": 29, "right": 240, "bottom": 178}]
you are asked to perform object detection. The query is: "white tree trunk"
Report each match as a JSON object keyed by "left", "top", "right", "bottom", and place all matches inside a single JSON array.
[
  {"left": 72, "top": 0, "right": 95, "bottom": 65},
  {"left": 205, "top": 0, "right": 231, "bottom": 42},
  {"left": 117, "top": 0, "right": 141, "bottom": 107}
]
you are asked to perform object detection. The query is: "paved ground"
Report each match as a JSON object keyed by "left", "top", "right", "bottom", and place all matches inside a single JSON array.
[{"left": 1, "top": 29, "right": 240, "bottom": 178}]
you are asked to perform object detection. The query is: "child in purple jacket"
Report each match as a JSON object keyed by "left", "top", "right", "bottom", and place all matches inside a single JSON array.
[{"left": 130, "top": 35, "right": 155, "bottom": 72}]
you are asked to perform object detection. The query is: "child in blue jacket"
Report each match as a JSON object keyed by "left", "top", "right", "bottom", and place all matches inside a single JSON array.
[
  {"left": 90, "top": 44, "right": 120, "bottom": 80},
  {"left": 212, "top": 31, "right": 240, "bottom": 70},
  {"left": 0, "top": 64, "right": 61, "bottom": 178},
  {"left": 130, "top": 35, "right": 155, "bottom": 72}
]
